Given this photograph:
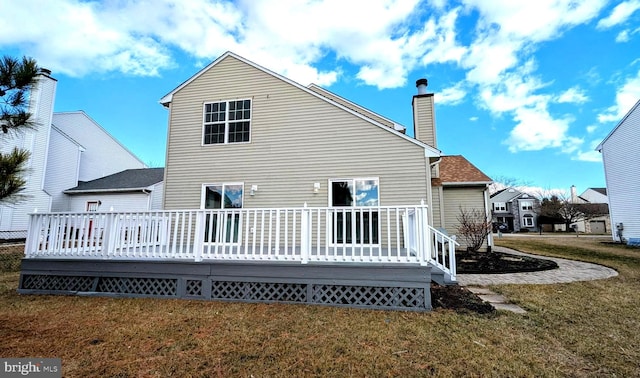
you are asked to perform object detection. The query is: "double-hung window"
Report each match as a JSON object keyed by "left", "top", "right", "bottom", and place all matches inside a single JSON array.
[
  {"left": 493, "top": 202, "right": 506, "bottom": 212},
  {"left": 203, "top": 99, "right": 251, "bottom": 144},
  {"left": 522, "top": 214, "right": 534, "bottom": 227},
  {"left": 330, "top": 178, "right": 380, "bottom": 244},
  {"left": 201, "top": 183, "right": 244, "bottom": 243},
  {"left": 521, "top": 201, "right": 533, "bottom": 211}
]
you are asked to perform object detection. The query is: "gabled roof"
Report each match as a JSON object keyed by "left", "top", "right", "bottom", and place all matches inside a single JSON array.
[
  {"left": 590, "top": 187, "right": 607, "bottom": 196},
  {"left": 596, "top": 98, "right": 640, "bottom": 151},
  {"left": 65, "top": 168, "right": 164, "bottom": 194},
  {"left": 432, "top": 155, "right": 492, "bottom": 186},
  {"left": 159, "top": 51, "right": 440, "bottom": 158}
]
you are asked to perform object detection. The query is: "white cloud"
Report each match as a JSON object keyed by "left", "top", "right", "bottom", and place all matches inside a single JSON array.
[
  {"left": 597, "top": 0, "right": 640, "bottom": 29},
  {"left": 436, "top": 83, "right": 466, "bottom": 105},
  {"left": 586, "top": 125, "right": 598, "bottom": 133},
  {"left": 598, "top": 69, "right": 640, "bottom": 122},
  {"left": 556, "top": 87, "right": 589, "bottom": 104},
  {"left": 504, "top": 103, "right": 571, "bottom": 152},
  {"left": 469, "top": 116, "right": 478, "bottom": 121},
  {"left": 574, "top": 150, "right": 602, "bottom": 162}
]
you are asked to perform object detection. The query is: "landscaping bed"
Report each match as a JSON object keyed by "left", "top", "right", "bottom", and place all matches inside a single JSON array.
[{"left": 456, "top": 250, "right": 558, "bottom": 274}]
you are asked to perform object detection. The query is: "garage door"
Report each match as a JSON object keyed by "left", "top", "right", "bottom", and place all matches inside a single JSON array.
[{"left": 590, "top": 221, "right": 606, "bottom": 234}]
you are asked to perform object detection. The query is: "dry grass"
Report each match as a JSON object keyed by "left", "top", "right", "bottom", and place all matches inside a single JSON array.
[{"left": 1, "top": 237, "right": 639, "bottom": 377}]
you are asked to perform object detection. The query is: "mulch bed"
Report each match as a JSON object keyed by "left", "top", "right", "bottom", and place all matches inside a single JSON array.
[
  {"left": 456, "top": 251, "right": 558, "bottom": 274},
  {"left": 431, "top": 284, "right": 495, "bottom": 314}
]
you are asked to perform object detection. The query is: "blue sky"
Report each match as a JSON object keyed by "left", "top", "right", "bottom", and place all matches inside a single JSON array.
[{"left": 2, "top": 0, "right": 639, "bottom": 196}]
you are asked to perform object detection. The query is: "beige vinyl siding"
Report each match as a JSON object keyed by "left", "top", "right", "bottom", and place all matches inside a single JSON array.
[
  {"left": 442, "top": 186, "right": 489, "bottom": 250},
  {"left": 431, "top": 185, "right": 443, "bottom": 229},
  {"left": 307, "top": 85, "right": 395, "bottom": 129},
  {"left": 164, "top": 55, "right": 429, "bottom": 211},
  {"left": 412, "top": 95, "right": 436, "bottom": 148}
]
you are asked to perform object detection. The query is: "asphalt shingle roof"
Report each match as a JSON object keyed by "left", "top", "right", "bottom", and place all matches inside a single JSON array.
[
  {"left": 432, "top": 155, "right": 492, "bottom": 186},
  {"left": 65, "top": 168, "right": 164, "bottom": 193}
]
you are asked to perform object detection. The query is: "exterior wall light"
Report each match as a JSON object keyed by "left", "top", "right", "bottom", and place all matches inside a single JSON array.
[
  {"left": 250, "top": 185, "right": 258, "bottom": 196},
  {"left": 313, "top": 183, "right": 320, "bottom": 193}
]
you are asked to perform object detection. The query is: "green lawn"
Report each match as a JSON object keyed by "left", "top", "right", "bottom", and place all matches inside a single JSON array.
[{"left": 1, "top": 237, "right": 638, "bottom": 377}]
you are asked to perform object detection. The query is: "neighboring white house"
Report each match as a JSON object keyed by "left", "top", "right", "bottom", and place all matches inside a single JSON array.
[
  {"left": 596, "top": 99, "right": 640, "bottom": 245},
  {"left": 0, "top": 70, "right": 150, "bottom": 239},
  {"left": 567, "top": 186, "right": 610, "bottom": 234},
  {"left": 64, "top": 168, "right": 164, "bottom": 212}
]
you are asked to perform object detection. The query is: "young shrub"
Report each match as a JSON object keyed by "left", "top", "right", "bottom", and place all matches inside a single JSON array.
[{"left": 456, "top": 206, "right": 493, "bottom": 252}]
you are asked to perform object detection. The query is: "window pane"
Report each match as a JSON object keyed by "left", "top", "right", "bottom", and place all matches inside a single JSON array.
[
  {"left": 229, "top": 121, "right": 250, "bottom": 143},
  {"left": 244, "top": 110, "right": 250, "bottom": 119},
  {"left": 229, "top": 101, "right": 235, "bottom": 111},
  {"left": 332, "top": 181, "right": 353, "bottom": 207},
  {"left": 244, "top": 99, "right": 250, "bottom": 109},
  {"left": 204, "top": 123, "right": 225, "bottom": 144},
  {"left": 204, "top": 185, "right": 223, "bottom": 209},
  {"left": 224, "top": 184, "right": 243, "bottom": 208},
  {"left": 355, "top": 180, "right": 379, "bottom": 206}
]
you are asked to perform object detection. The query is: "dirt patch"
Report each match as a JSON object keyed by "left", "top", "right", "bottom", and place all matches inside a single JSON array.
[
  {"left": 456, "top": 251, "right": 558, "bottom": 274},
  {"left": 431, "top": 284, "right": 495, "bottom": 314}
]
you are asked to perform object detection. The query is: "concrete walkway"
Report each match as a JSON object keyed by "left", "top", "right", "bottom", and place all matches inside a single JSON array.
[{"left": 456, "top": 246, "right": 618, "bottom": 313}]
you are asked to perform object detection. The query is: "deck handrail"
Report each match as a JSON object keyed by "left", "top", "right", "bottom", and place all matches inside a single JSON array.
[{"left": 24, "top": 205, "right": 458, "bottom": 280}]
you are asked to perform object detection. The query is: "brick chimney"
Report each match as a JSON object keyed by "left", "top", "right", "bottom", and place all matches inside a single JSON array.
[{"left": 412, "top": 78, "right": 437, "bottom": 148}]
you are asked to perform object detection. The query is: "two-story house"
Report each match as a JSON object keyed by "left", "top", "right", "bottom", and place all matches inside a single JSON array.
[
  {"left": 0, "top": 70, "right": 155, "bottom": 239},
  {"left": 490, "top": 188, "right": 538, "bottom": 232},
  {"left": 159, "top": 51, "right": 493, "bottom": 250}
]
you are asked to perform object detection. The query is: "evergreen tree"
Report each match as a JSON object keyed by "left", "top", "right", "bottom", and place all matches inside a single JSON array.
[{"left": 0, "top": 56, "right": 39, "bottom": 203}]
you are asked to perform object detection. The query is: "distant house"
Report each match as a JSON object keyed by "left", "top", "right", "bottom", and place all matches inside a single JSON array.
[
  {"left": 568, "top": 186, "right": 610, "bottom": 234},
  {"left": 160, "top": 51, "right": 493, "bottom": 250},
  {"left": 490, "top": 188, "right": 538, "bottom": 232},
  {"left": 597, "top": 99, "right": 640, "bottom": 245},
  {"left": 64, "top": 168, "right": 164, "bottom": 212},
  {"left": 0, "top": 70, "right": 149, "bottom": 239}
]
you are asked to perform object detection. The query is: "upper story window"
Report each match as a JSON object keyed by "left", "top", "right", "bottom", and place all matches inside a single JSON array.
[
  {"left": 493, "top": 202, "right": 506, "bottom": 212},
  {"left": 521, "top": 201, "right": 533, "bottom": 211},
  {"left": 203, "top": 99, "right": 251, "bottom": 145}
]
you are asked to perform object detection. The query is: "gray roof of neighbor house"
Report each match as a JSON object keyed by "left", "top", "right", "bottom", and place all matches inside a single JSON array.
[
  {"left": 591, "top": 188, "right": 607, "bottom": 196},
  {"left": 64, "top": 168, "right": 164, "bottom": 194}
]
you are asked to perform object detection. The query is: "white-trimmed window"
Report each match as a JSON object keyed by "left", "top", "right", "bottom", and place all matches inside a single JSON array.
[
  {"left": 521, "top": 201, "right": 533, "bottom": 211},
  {"left": 493, "top": 202, "right": 506, "bottom": 212},
  {"left": 329, "top": 178, "right": 380, "bottom": 244},
  {"left": 203, "top": 99, "right": 251, "bottom": 145},
  {"left": 86, "top": 201, "right": 99, "bottom": 212},
  {"left": 201, "top": 183, "right": 244, "bottom": 209},
  {"left": 201, "top": 183, "right": 244, "bottom": 243},
  {"left": 522, "top": 214, "right": 534, "bottom": 227}
]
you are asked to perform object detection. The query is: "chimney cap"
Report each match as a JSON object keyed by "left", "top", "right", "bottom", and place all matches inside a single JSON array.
[
  {"left": 416, "top": 78, "right": 428, "bottom": 87},
  {"left": 38, "top": 68, "right": 52, "bottom": 76}
]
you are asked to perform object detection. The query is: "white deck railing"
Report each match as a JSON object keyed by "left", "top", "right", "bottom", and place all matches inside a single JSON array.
[{"left": 24, "top": 204, "right": 458, "bottom": 280}]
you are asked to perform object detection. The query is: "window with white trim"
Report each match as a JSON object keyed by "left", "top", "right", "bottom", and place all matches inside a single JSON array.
[
  {"left": 522, "top": 214, "right": 534, "bottom": 227},
  {"left": 493, "top": 202, "right": 506, "bottom": 212},
  {"left": 203, "top": 99, "right": 251, "bottom": 144},
  {"left": 521, "top": 201, "right": 533, "bottom": 211},
  {"left": 201, "top": 183, "right": 244, "bottom": 243},
  {"left": 86, "top": 201, "right": 99, "bottom": 212},
  {"left": 329, "top": 178, "right": 380, "bottom": 244}
]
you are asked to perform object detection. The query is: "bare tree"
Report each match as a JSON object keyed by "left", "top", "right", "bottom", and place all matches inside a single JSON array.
[
  {"left": 456, "top": 207, "right": 492, "bottom": 252},
  {"left": 488, "top": 175, "right": 532, "bottom": 195},
  {"left": 536, "top": 192, "right": 608, "bottom": 232}
]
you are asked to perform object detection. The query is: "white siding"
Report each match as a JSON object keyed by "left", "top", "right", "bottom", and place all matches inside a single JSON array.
[
  {"left": 52, "top": 112, "right": 146, "bottom": 182},
  {"left": 164, "top": 55, "right": 430, "bottom": 210},
  {"left": 44, "top": 127, "right": 83, "bottom": 212},
  {"left": 68, "top": 193, "right": 152, "bottom": 212},
  {"left": 150, "top": 182, "right": 164, "bottom": 210},
  {"left": 600, "top": 101, "right": 640, "bottom": 243}
]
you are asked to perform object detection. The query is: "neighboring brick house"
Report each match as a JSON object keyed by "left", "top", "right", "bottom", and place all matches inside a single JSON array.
[{"left": 490, "top": 188, "right": 538, "bottom": 232}]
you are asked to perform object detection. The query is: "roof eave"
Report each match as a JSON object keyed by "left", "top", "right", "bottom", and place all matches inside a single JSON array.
[
  {"left": 442, "top": 181, "right": 492, "bottom": 187},
  {"left": 64, "top": 186, "right": 154, "bottom": 194}
]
